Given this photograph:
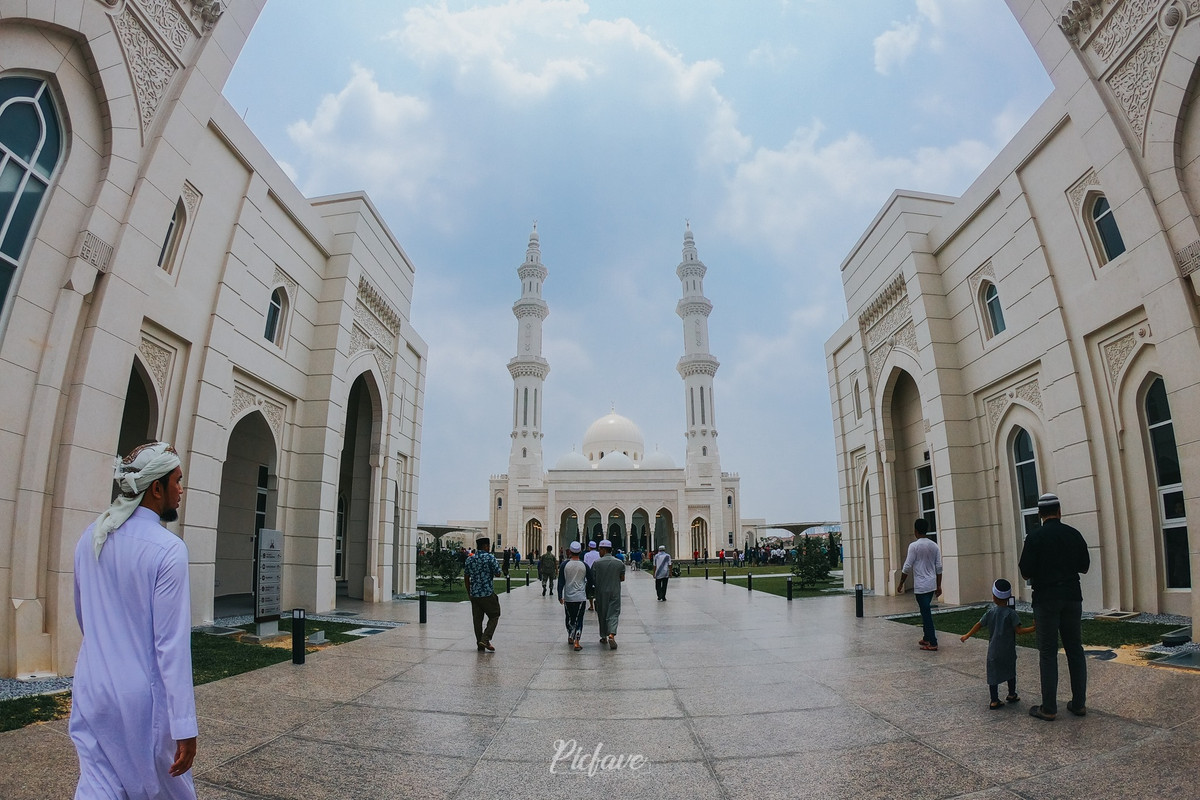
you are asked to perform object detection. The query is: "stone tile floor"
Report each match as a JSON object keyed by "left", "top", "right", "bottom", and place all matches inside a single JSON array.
[{"left": 2, "top": 570, "right": 1197, "bottom": 799}]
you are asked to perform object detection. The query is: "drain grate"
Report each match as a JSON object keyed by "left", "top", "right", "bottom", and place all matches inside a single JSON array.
[{"left": 343, "top": 627, "right": 389, "bottom": 637}]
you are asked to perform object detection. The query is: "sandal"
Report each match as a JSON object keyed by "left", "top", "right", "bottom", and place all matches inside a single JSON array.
[
  {"left": 919, "top": 643, "right": 938, "bottom": 651},
  {"left": 1006, "top": 693, "right": 1020, "bottom": 704},
  {"left": 573, "top": 640, "right": 582, "bottom": 651},
  {"left": 989, "top": 700, "right": 1005, "bottom": 710}
]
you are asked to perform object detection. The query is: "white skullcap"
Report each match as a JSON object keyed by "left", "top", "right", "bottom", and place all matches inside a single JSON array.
[
  {"left": 992, "top": 580, "right": 1012, "bottom": 600},
  {"left": 92, "top": 442, "right": 181, "bottom": 558},
  {"left": 1037, "top": 493, "right": 1060, "bottom": 510}
]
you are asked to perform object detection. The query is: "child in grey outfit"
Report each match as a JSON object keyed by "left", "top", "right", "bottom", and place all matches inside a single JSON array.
[{"left": 960, "top": 579, "right": 1036, "bottom": 709}]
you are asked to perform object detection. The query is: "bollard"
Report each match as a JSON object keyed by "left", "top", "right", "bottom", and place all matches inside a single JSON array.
[
  {"left": 506, "top": 574, "right": 512, "bottom": 594},
  {"left": 705, "top": 568, "right": 709, "bottom": 580},
  {"left": 686, "top": 565, "right": 690, "bottom": 576},
  {"left": 419, "top": 590, "right": 427, "bottom": 624},
  {"left": 747, "top": 573, "right": 753, "bottom": 592},
  {"left": 855, "top": 583, "right": 864, "bottom": 618},
  {"left": 787, "top": 576, "right": 793, "bottom": 601},
  {"left": 291, "top": 608, "right": 306, "bottom": 665},
  {"left": 525, "top": 570, "right": 530, "bottom": 586},
  {"left": 722, "top": 569, "right": 727, "bottom": 585}
]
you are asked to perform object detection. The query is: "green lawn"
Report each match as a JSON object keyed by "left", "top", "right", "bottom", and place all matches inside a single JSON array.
[
  {"left": 891, "top": 607, "right": 1181, "bottom": 648},
  {"left": 1, "top": 618, "right": 376, "bottom": 731},
  {"left": 417, "top": 572, "right": 538, "bottom": 602}
]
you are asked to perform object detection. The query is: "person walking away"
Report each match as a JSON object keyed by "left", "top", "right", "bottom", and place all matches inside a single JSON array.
[
  {"left": 583, "top": 540, "right": 601, "bottom": 610},
  {"left": 591, "top": 540, "right": 626, "bottom": 649},
  {"left": 71, "top": 441, "right": 198, "bottom": 799},
  {"left": 558, "top": 542, "right": 588, "bottom": 650},
  {"left": 464, "top": 537, "right": 503, "bottom": 651},
  {"left": 538, "top": 545, "right": 557, "bottom": 596},
  {"left": 653, "top": 545, "right": 672, "bottom": 601},
  {"left": 1019, "top": 492, "right": 1090, "bottom": 721},
  {"left": 896, "top": 518, "right": 943, "bottom": 651},
  {"left": 959, "top": 579, "right": 1035, "bottom": 709}
]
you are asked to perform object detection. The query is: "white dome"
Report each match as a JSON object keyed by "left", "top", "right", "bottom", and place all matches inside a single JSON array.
[
  {"left": 553, "top": 450, "right": 592, "bottom": 470},
  {"left": 597, "top": 450, "right": 636, "bottom": 470},
  {"left": 642, "top": 449, "right": 677, "bottom": 469},
  {"left": 582, "top": 411, "right": 645, "bottom": 464}
]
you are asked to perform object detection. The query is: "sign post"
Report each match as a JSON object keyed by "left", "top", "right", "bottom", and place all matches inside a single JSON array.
[{"left": 255, "top": 528, "right": 283, "bottom": 637}]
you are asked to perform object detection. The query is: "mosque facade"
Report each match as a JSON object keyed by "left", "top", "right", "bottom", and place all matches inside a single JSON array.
[
  {"left": 489, "top": 226, "right": 742, "bottom": 560},
  {"left": 0, "top": 0, "right": 425, "bottom": 678},
  {"left": 826, "top": 0, "right": 1199, "bottom": 622}
]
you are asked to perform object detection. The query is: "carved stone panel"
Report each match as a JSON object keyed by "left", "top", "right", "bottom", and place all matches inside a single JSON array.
[
  {"left": 181, "top": 180, "right": 201, "bottom": 217},
  {"left": 114, "top": 6, "right": 179, "bottom": 136},
  {"left": 230, "top": 383, "right": 287, "bottom": 443},
  {"left": 1090, "top": 0, "right": 1159, "bottom": 61},
  {"left": 80, "top": 231, "right": 114, "bottom": 273},
  {"left": 1101, "top": 322, "right": 1152, "bottom": 388},
  {"left": 1106, "top": 25, "right": 1169, "bottom": 145},
  {"left": 1174, "top": 239, "right": 1200, "bottom": 276},
  {"left": 272, "top": 266, "right": 297, "bottom": 298},
  {"left": 1067, "top": 168, "right": 1101, "bottom": 211},
  {"left": 138, "top": 335, "right": 173, "bottom": 391},
  {"left": 137, "top": 0, "right": 193, "bottom": 53},
  {"left": 983, "top": 375, "right": 1043, "bottom": 435}
]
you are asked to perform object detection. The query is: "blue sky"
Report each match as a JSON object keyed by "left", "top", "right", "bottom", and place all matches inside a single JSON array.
[{"left": 223, "top": 0, "right": 1053, "bottom": 525}]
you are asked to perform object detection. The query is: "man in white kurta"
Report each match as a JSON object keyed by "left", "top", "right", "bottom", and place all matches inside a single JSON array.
[{"left": 71, "top": 442, "right": 198, "bottom": 799}]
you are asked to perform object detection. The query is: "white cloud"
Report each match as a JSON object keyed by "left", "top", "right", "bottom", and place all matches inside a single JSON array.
[
  {"left": 391, "top": 0, "right": 749, "bottom": 165},
  {"left": 873, "top": 20, "right": 921, "bottom": 76},
  {"left": 286, "top": 66, "right": 444, "bottom": 205},
  {"left": 719, "top": 122, "right": 997, "bottom": 256}
]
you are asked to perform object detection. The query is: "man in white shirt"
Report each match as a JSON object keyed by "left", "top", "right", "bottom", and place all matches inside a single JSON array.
[
  {"left": 583, "top": 540, "right": 601, "bottom": 610},
  {"left": 896, "top": 518, "right": 943, "bottom": 651},
  {"left": 652, "top": 545, "right": 672, "bottom": 601}
]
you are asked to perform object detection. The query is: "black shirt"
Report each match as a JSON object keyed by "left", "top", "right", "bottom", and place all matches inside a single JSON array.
[{"left": 1018, "top": 518, "right": 1090, "bottom": 603}]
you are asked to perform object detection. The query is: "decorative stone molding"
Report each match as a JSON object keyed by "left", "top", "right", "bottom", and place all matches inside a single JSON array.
[
  {"left": 138, "top": 335, "right": 173, "bottom": 391},
  {"left": 348, "top": 324, "right": 392, "bottom": 377},
  {"left": 513, "top": 301, "right": 549, "bottom": 320},
  {"left": 854, "top": 451, "right": 866, "bottom": 476},
  {"left": 181, "top": 180, "right": 201, "bottom": 218},
  {"left": 893, "top": 320, "right": 919, "bottom": 354},
  {"left": 1090, "top": 0, "right": 1158, "bottom": 57},
  {"left": 983, "top": 375, "right": 1043, "bottom": 435},
  {"left": 677, "top": 354, "right": 720, "bottom": 378},
  {"left": 507, "top": 357, "right": 550, "bottom": 380},
  {"left": 186, "top": 0, "right": 223, "bottom": 32},
  {"left": 1173, "top": 239, "right": 1200, "bottom": 275},
  {"left": 1067, "top": 168, "right": 1101, "bottom": 211},
  {"left": 676, "top": 299, "right": 714, "bottom": 319},
  {"left": 1106, "top": 25, "right": 1169, "bottom": 145},
  {"left": 114, "top": 6, "right": 179, "bottom": 136},
  {"left": 1101, "top": 322, "right": 1152, "bottom": 387},
  {"left": 858, "top": 273, "right": 909, "bottom": 346},
  {"left": 357, "top": 278, "right": 401, "bottom": 338},
  {"left": 138, "top": 0, "right": 192, "bottom": 53},
  {"left": 230, "top": 383, "right": 286, "bottom": 442},
  {"left": 79, "top": 232, "right": 114, "bottom": 273},
  {"left": 967, "top": 260, "right": 997, "bottom": 299},
  {"left": 272, "top": 265, "right": 297, "bottom": 298}
]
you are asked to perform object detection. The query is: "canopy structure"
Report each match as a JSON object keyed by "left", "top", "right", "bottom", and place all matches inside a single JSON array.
[
  {"left": 755, "top": 522, "right": 840, "bottom": 538},
  {"left": 417, "top": 524, "right": 485, "bottom": 541}
]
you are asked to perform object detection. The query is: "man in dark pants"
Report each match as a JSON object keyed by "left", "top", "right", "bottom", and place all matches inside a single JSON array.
[
  {"left": 1019, "top": 492, "right": 1090, "bottom": 721},
  {"left": 463, "top": 537, "right": 503, "bottom": 652}
]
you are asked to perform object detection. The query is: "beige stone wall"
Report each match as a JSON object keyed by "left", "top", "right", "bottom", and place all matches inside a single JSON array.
[
  {"left": 0, "top": 1, "right": 426, "bottom": 677},
  {"left": 829, "top": 0, "right": 1200, "bottom": 622}
]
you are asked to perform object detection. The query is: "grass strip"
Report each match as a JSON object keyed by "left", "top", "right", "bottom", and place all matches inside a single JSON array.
[
  {"left": 0, "top": 692, "right": 71, "bottom": 733},
  {"left": 890, "top": 607, "right": 1179, "bottom": 648}
]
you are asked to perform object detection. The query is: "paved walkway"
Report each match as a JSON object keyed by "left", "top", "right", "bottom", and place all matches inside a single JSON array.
[{"left": 2, "top": 570, "right": 1197, "bottom": 799}]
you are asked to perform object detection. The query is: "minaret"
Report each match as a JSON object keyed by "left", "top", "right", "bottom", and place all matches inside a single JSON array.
[
  {"left": 507, "top": 223, "right": 549, "bottom": 483},
  {"left": 676, "top": 223, "right": 720, "bottom": 478}
]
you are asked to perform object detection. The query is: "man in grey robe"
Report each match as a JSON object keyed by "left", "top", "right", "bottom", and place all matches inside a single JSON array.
[
  {"left": 71, "top": 441, "right": 198, "bottom": 799},
  {"left": 591, "top": 539, "right": 626, "bottom": 649}
]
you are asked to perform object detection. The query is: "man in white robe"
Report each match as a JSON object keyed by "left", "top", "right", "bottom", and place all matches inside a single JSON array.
[{"left": 71, "top": 441, "right": 198, "bottom": 799}]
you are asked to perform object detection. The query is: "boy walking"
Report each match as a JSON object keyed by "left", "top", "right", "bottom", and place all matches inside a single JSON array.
[
  {"left": 960, "top": 579, "right": 1036, "bottom": 709},
  {"left": 896, "top": 518, "right": 942, "bottom": 650},
  {"left": 558, "top": 541, "right": 588, "bottom": 650}
]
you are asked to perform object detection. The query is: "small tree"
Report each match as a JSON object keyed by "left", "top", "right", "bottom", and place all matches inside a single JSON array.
[
  {"left": 417, "top": 539, "right": 463, "bottom": 589},
  {"left": 791, "top": 536, "right": 830, "bottom": 589},
  {"left": 826, "top": 531, "right": 842, "bottom": 569}
]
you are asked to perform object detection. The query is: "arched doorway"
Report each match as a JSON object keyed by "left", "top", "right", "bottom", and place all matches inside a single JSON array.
[
  {"left": 631, "top": 508, "right": 650, "bottom": 552},
  {"left": 524, "top": 518, "right": 542, "bottom": 556},
  {"left": 607, "top": 509, "right": 627, "bottom": 550},
  {"left": 690, "top": 517, "right": 708, "bottom": 557},
  {"left": 117, "top": 361, "right": 159, "bottom": 459},
  {"left": 885, "top": 369, "right": 928, "bottom": 567},
  {"left": 654, "top": 508, "right": 674, "bottom": 552},
  {"left": 584, "top": 508, "right": 603, "bottom": 544},
  {"left": 338, "top": 374, "right": 380, "bottom": 601},
  {"left": 560, "top": 508, "right": 579, "bottom": 551},
  {"left": 215, "top": 412, "right": 277, "bottom": 609}
]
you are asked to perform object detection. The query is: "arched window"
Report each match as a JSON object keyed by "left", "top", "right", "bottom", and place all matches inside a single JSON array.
[
  {"left": 263, "top": 287, "right": 286, "bottom": 345},
  {"left": 852, "top": 377, "right": 862, "bottom": 419},
  {"left": 982, "top": 282, "right": 1006, "bottom": 337},
  {"left": 1, "top": 76, "right": 63, "bottom": 315},
  {"left": 335, "top": 495, "right": 347, "bottom": 580},
  {"left": 497, "top": 496, "right": 503, "bottom": 509},
  {"left": 727, "top": 495, "right": 732, "bottom": 507},
  {"left": 1012, "top": 427, "right": 1040, "bottom": 535},
  {"left": 1145, "top": 378, "right": 1189, "bottom": 588},
  {"left": 157, "top": 199, "right": 186, "bottom": 273},
  {"left": 1090, "top": 195, "right": 1126, "bottom": 263},
  {"left": 702, "top": 446, "right": 707, "bottom": 456}
]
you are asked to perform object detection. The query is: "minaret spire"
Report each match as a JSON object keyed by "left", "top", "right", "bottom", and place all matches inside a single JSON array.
[
  {"left": 507, "top": 223, "right": 550, "bottom": 482},
  {"left": 676, "top": 223, "right": 720, "bottom": 474}
]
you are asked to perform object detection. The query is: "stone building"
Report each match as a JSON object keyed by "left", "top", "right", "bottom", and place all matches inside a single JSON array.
[
  {"left": 0, "top": 0, "right": 425, "bottom": 678},
  {"left": 826, "top": 0, "right": 1198, "bottom": 621},
  {"left": 490, "top": 225, "right": 742, "bottom": 559}
]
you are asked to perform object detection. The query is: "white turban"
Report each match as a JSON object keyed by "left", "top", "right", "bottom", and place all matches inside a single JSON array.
[{"left": 93, "top": 442, "right": 181, "bottom": 558}]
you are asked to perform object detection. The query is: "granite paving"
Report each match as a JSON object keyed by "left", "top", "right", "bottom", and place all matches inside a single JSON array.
[{"left": 1, "top": 570, "right": 1197, "bottom": 799}]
